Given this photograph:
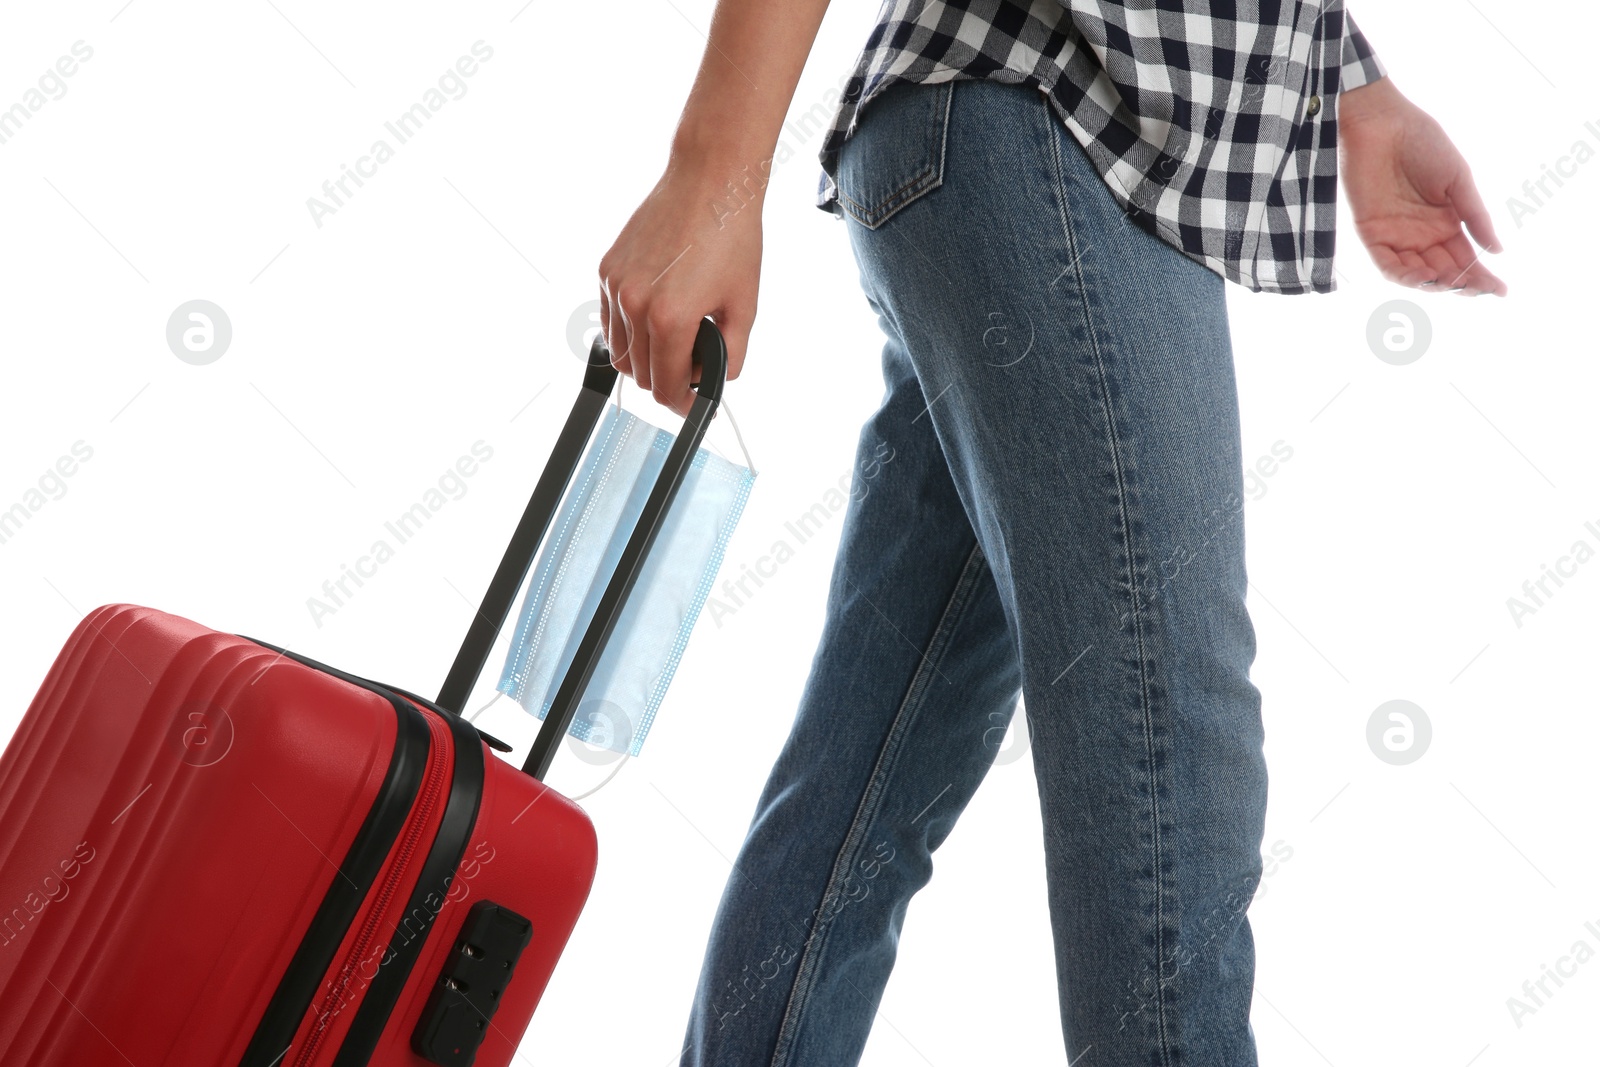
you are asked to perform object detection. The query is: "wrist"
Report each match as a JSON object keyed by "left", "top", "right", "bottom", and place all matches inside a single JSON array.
[
  {"left": 670, "top": 107, "right": 777, "bottom": 166},
  {"left": 666, "top": 127, "right": 776, "bottom": 215},
  {"left": 1339, "top": 75, "right": 1406, "bottom": 128}
]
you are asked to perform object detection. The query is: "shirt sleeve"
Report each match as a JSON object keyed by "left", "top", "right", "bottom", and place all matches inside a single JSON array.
[{"left": 1340, "top": 11, "right": 1387, "bottom": 91}]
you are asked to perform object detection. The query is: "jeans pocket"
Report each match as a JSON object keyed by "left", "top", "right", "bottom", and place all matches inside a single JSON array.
[{"left": 835, "top": 79, "right": 954, "bottom": 230}]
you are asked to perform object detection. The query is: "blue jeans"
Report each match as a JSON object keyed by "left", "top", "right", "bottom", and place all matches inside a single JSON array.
[{"left": 682, "top": 77, "right": 1267, "bottom": 1067}]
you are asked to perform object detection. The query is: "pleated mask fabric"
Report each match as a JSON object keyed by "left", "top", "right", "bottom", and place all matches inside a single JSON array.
[{"left": 496, "top": 403, "right": 755, "bottom": 756}]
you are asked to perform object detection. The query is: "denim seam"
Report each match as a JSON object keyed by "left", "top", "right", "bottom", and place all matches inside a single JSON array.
[
  {"left": 766, "top": 539, "right": 988, "bottom": 1067},
  {"left": 838, "top": 82, "right": 954, "bottom": 229},
  {"left": 837, "top": 166, "right": 936, "bottom": 228},
  {"left": 1045, "top": 101, "right": 1176, "bottom": 1067}
]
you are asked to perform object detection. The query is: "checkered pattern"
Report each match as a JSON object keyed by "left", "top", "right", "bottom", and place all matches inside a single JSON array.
[{"left": 816, "top": 0, "right": 1386, "bottom": 294}]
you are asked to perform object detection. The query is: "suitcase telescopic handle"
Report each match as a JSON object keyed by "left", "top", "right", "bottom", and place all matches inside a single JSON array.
[{"left": 435, "top": 317, "right": 728, "bottom": 781}]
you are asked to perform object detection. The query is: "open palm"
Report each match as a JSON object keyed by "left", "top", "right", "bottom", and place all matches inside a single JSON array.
[{"left": 1340, "top": 82, "right": 1507, "bottom": 296}]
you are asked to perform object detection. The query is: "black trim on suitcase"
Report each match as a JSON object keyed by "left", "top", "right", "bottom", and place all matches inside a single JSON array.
[
  {"left": 331, "top": 702, "right": 486, "bottom": 1067},
  {"left": 390, "top": 683, "right": 513, "bottom": 752},
  {"left": 236, "top": 640, "right": 434, "bottom": 1067}
]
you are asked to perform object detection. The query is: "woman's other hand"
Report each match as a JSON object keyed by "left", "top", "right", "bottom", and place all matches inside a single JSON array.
[{"left": 1340, "top": 75, "right": 1508, "bottom": 297}]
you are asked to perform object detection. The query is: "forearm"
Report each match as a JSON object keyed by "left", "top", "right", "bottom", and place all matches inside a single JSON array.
[{"left": 667, "top": 0, "right": 832, "bottom": 185}]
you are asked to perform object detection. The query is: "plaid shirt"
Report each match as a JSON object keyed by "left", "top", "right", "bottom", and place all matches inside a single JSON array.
[{"left": 816, "top": 0, "right": 1387, "bottom": 295}]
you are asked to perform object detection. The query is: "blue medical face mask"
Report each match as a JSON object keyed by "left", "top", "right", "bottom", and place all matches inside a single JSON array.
[{"left": 495, "top": 399, "right": 756, "bottom": 756}]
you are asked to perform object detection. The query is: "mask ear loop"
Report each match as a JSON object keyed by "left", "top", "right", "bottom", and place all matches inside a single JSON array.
[
  {"left": 715, "top": 397, "right": 757, "bottom": 476},
  {"left": 468, "top": 690, "right": 503, "bottom": 723},
  {"left": 617, "top": 361, "right": 756, "bottom": 474}
]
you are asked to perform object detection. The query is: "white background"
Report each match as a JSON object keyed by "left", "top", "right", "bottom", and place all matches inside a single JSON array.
[{"left": 2, "top": 1, "right": 1596, "bottom": 1064}]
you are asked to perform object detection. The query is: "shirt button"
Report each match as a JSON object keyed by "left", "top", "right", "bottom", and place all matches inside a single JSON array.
[{"left": 1305, "top": 94, "right": 1322, "bottom": 118}]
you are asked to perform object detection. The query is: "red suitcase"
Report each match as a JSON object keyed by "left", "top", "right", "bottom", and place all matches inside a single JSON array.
[{"left": 0, "top": 322, "right": 729, "bottom": 1066}]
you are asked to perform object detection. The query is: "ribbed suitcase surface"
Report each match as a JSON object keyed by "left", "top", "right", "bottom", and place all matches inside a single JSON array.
[{"left": 0, "top": 604, "right": 597, "bottom": 1067}]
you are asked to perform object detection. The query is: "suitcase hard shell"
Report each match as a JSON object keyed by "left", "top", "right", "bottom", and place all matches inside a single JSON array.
[
  {"left": 0, "top": 322, "right": 730, "bottom": 1066},
  {"left": 0, "top": 605, "right": 594, "bottom": 1067}
]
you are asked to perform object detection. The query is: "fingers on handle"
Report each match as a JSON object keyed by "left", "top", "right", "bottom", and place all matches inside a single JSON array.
[
  {"left": 714, "top": 306, "right": 754, "bottom": 382},
  {"left": 647, "top": 309, "right": 701, "bottom": 418},
  {"left": 599, "top": 278, "right": 630, "bottom": 377},
  {"left": 599, "top": 266, "right": 759, "bottom": 393},
  {"left": 615, "top": 284, "right": 651, "bottom": 392}
]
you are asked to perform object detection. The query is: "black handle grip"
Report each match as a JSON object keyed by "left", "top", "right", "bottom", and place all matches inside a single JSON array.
[{"left": 436, "top": 317, "right": 729, "bottom": 782}]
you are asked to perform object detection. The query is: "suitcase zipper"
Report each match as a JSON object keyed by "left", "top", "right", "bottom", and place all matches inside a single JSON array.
[
  {"left": 329, "top": 697, "right": 486, "bottom": 1067},
  {"left": 291, "top": 708, "right": 452, "bottom": 1067},
  {"left": 238, "top": 643, "right": 434, "bottom": 1067}
]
